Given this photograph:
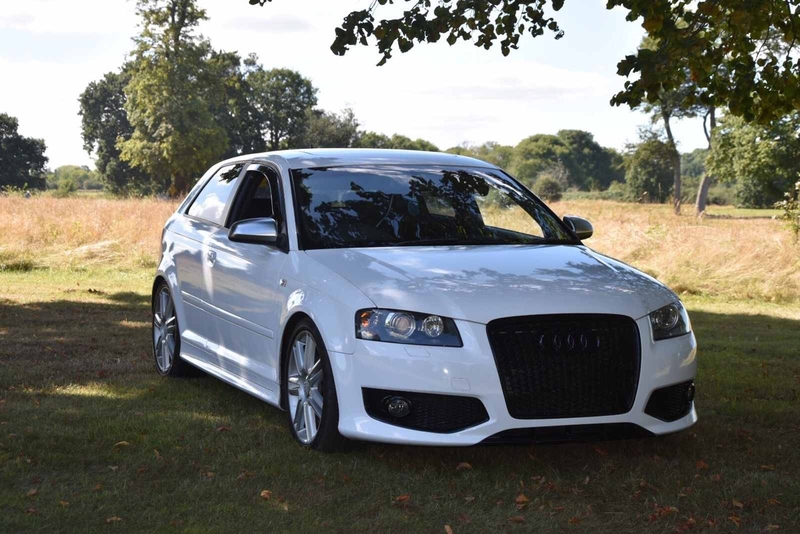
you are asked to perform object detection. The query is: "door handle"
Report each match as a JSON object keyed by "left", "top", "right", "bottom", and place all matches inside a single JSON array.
[{"left": 206, "top": 250, "right": 217, "bottom": 266}]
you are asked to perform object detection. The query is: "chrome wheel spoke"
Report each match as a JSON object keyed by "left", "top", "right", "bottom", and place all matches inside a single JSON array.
[
  {"left": 302, "top": 334, "right": 316, "bottom": 372},
  {"left": 304, "top": 401, "right": 317, "bottom": 441},
  {"left": 293, "top": 399, "right": 305, "bottom": 435},
  {"left": 309, "top": 390, "right": 323, "bottom": 418},
  {"left": 292, "top": 341, "right": 305, "bottom": 377},
  {"left": 307, "top": 361, "right": 322, "bottom": 386},
  {"left": 164, "top": 316, "right": 177, "bottom": 334},
  {"left": 287, "top": 377, "right": 301, "bottom": 395},
  {"left": 153, "top": 313, "right": 163, "bottom": 328},
  {"left": 153, "top": 288, "right": 178, "bottom": 373}
]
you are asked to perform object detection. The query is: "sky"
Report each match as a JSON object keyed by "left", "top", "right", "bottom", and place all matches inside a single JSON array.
[{"left": 0, "top": 0, "right": 709, "bottom": 170}]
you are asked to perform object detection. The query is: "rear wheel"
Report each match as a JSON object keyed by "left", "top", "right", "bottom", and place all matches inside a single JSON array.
[
  {"left": 282, "top": 319, "right": 348, "bottom": 452},
  {"left": 152, "top": 281, "right": 191, "bottom": 377}
]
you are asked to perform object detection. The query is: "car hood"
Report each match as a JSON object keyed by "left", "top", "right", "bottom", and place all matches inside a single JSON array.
[{"left": 305, "top": 244, "right": 677, "bottom": 324}]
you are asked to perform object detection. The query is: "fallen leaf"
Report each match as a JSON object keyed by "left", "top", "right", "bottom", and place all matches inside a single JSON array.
[
  {"left": 760, "top": 464, "right": 776, "bottom": 471},
  {"left": 728, "top": 515, "right": 741, "bottom": 528},
  {"left": 108, "top": 466, "right": 118, "bottom": 472},
  {"left": 24, "top": 508, "right": 37, "bottom": 515},
  {"left": 237, "top": 470, "right": 255, "bottom": 480},
  {"left": 711, "top": 474, "right": 722, "bottom": 482},
  {"left": 463, "top": 495, "right": 476, "bottom": 504},
  {"left": 93, "top": 484, "right": 102, "bottom": 492},
  {"left": 568, "top": 516, "right": 581, "bottom": 525},
  {"left": 105, "top": 516, "right": 123, "bottom": 524},
  {"left": 444, "top": 526, "right": 454, "bottom": 534},
  {"left": 515, "top": 494, "right": 530, "bottom": 505},
  {"left": 593, "top": 446, "right": 608, "bottom": 456},
  {"left": 26, "top": 488, "right": 38, "bottom": 497},
  {"left": 260, "top": 490, "right": 272, "bottom": 500},
  {"left": 732, "top": 499, "right": 744, "bottom": 509},
  {"left": 455, "top": 462, "right": 472, "bottom": 471},
  {"left": 112, "top": 441, "right": 129, "bottom": 449},
  {"left": 153, "top": 449, "right": 161, "bottom": 459},
  {"left": 202, "top": 472, "right": 215, "bottom": 479},
  {"left": 696, "top": 460, "right": 709, "bottom": 470},
  {"left": 509, "top": 516, "right": 525, "bottom": 523},
  {"left": 215, "top": 425, "right": 232, "bottom": 432},
  {"left": 768, "top": 498, "right": 781, "bottom": 506},
  {"left": 395, "top": 494, "right": 411, "bottom": 503},
  {"left": 58, "top": 500, "right": 69, "bottom": 507},
  {"left": 765, "top": 525, "right": 780, "bottom": 531}
]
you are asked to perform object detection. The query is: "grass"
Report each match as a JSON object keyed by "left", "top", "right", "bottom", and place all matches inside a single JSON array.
[
  {"left": 704, "top": 207, "right": 783, "bottom": 218},
  {"left": 1, "top": 196, "right": 799, "bottom": 532}
]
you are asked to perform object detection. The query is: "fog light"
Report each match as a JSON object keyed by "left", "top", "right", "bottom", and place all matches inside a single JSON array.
[
  {"left": 686, "top": 383, "right": 696, "bottom": 403},
  {"left": 385, "top": 396, "right": 411, "bottom": 418}
]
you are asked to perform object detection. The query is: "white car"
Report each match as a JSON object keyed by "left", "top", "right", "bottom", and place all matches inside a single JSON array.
[{"left": 152, "top": 149, "right": 697, "bottom": 451}]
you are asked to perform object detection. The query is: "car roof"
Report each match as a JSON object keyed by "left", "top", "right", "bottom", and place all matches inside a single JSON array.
[{"left": 219, "top": 148, "right": 499, "bottom": 170}]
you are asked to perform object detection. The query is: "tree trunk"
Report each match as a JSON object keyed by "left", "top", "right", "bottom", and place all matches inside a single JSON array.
[
  {"left": 695, "top": 106, "right": 716, "bottom": 216},
  {"left": 662, "top": 110, "right": 681, "bottom": 214}
]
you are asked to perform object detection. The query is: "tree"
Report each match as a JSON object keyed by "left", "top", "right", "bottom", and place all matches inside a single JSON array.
[
  {"left": 119, "top": 0, "right": 228, "bottom": 195},
  {"left": 204, "top": 51, "right": 267, "bottom": 158},
  {"left": 301, "top": 108, "right": 360, "bottom": 148},
  {"left": 707, "top": 113, "right": 800, "bottom": 208},
  {"left": 556, "top": 130, "right": 622, "bottom": 190},
  {"left": 354, "top": 132, "right": 439, "bottom": 151},
  {"left": 624, "top": 137, "right": 675, "bottom": 203},
  {"left": 0, "top": 113, "right": 48, "bottom": 190},
  {"left": 510, "top": 134, "right": 576, "bottom": 189},
  {"left": 249, "top": 0, "right": 800, "bottom": 124},
  {"left": 248, "top": 67, "right": 318, "bottom": 150},
  {"left": 79, "top": 68, "right": 156, "bottom": 195},
  {"left": 642, "top": 78, "right": 702, "bottom": 214}
]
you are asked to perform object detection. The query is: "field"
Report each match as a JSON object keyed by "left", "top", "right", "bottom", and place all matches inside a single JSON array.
[{"left": 1, "top": 196, "right": 799, "bottom": 533}]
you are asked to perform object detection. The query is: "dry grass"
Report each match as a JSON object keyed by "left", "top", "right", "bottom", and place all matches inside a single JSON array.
[
  {"left": 1, "top": 196, "right": 798, "bottom": 302},
  {"left": 0, "top": 196, "right": 178, "bottom": 270}
]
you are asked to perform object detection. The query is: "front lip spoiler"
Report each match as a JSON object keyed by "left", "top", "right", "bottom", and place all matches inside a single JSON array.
[{"left": 479, "top": 423, "right": 655, "bottom": 445}]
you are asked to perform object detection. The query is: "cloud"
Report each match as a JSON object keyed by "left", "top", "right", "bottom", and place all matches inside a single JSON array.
[{"left": 223, "top": 14, "right": 313, "bottom": 33}]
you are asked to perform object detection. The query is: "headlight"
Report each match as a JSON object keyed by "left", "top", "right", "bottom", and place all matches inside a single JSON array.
[
  {"left": 649, "top": 302, "right": 691, "bottom": 341},
  {"left": 356, "top": 309, "right": 463, "bottom": 347}
]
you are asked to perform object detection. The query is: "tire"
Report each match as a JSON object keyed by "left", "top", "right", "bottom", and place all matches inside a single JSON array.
[
  {"left": 152, "top": 281, "right": 191, "bottom": 377},
  {"left": 281, "top": 319, "right": 348, "bottom": 452}
]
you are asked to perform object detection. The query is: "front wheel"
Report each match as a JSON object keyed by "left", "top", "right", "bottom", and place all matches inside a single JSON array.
[{"left": 282, "top": 319, "right": 348, "bottom": 452}]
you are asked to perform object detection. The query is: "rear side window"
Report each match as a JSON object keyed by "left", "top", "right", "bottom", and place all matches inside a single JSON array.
[{"left": 187, "top": 164, "right": 244, "bottom": 225}]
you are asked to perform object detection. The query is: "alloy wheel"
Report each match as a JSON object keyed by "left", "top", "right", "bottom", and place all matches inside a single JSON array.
[
  {"left": 153, "top": 287, "right": 178, "bottom": 373},
  {"left": 287, "top": 331, "right": 324, "bottom": 444}
]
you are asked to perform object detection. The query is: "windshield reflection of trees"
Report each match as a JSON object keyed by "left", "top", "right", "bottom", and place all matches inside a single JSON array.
[{"left": 293, "top": 168, "right": 571, "bottom": 248}]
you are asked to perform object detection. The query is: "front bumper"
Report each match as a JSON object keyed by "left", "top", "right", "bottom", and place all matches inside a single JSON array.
[{"left": 330, "top": 316, "right": 697, "bottom": 446}]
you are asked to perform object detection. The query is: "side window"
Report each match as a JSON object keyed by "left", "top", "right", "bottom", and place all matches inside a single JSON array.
[
  {"left": 186, "top": 164, "right": 244, "bottom": 225},
  {"left": 229, "top": 167, "right": 283, "bottom": 227}
]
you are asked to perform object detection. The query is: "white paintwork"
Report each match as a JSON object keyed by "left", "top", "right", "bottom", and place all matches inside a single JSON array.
[{"left": 155, "top": 148, "right": 698, "bottom": 446}]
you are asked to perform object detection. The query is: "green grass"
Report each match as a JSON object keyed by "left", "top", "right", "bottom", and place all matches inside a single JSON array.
[
  {"left": 704, "top": 206, "right": 783, "bottom": 218},
  {"left": 1, "top": 268, "right": 799, "bottom": 533}
]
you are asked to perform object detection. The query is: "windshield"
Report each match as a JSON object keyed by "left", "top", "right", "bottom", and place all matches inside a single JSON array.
[{"left": 291, "top": 165, "right": 576, "bottom": 250}]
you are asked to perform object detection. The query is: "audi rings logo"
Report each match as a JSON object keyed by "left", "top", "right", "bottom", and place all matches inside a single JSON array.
[{"left": 535, "top": 329, "right": 601, "bottom": 353}]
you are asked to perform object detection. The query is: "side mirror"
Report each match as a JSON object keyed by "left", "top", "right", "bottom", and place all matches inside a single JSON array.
[
  {"left": 229, "top": 217, "right": 278, "bottom": 245},
  {"left": 563, "top": 215, "right": 593, "bottom": 240}
]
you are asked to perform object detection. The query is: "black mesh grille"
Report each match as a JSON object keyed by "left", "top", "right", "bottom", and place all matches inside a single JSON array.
[
  {"left": 482, "top": 423, "right": 653, "bottom": 444},
  {"left": 487, "top": 314, "right": 641, "bottom": 419},
  {"left": 362, "top": 388, "right": 489, "bottom": 433},
  {"left": 645, "top": 381, "right": 694, "bottom": 422}
]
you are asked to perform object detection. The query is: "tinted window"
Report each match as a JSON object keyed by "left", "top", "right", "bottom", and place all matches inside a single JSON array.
[
  {"left": 291, "top": 166, "right": 575, "bottom": 250},
  {"left": 187, "top": 164, "right": 243, "bottom": 224}
]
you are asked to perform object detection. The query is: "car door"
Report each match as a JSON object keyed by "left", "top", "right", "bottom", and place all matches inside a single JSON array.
[
  {"left": 202, "top": 162, "right": 288, "bottom": 391},
  {"left": 170, "top": 163, "right": 245, "bottom": 360}
]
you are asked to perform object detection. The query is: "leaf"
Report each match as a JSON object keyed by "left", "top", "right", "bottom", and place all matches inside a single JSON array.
[
  {"left": 444, "top": 526, "right": 454, "bottom": 534},
  {"left": 760, "top": 464, "right": 776, "bottom": 471},
  {"left": 260, "top": 490, "right": 272, "bottom": 500},
  {"left": 568, "top": 516, "right": 581, "bottom": 525},
  {"left": 105, "top": 516, "right": 123, "bottom": 524},
  {"left": 153, "top": 449, "right": 161, "bottom": 459},
  {"left": 202, "top": 471, "right": 215, "bottom": 479},
  {"left": 112, "top": 441, "right": 129, "bottom": 449},
  {"left": 765, "top": 525, "right": 780, "bottom": 531},
  {"left": 24, "top": 508, "right": 37, "bottom": 515},
  {"left": 455, "top": 462, "right": 472, "bottom": 471},
  {"left": 26, "top": 488, "right": 38, "bottom": 497},
  {"left": 732, "top": 499, "right": 744, "bottom": 509},
  {"left": 593, "top": 446, "right": 608, "bottom": 456},
  {"left": 215, "top": 425, "right": 232, "bottom": 432},
  {"left": 59, "top": 500, "right": 69, "bottom": 507},
  {"left": 509, "top": 515, "right": 525, "bottom": 523},
  {"left": 728, "top": 515, "right": 741, "bottom": 528},
  {"left": 515, "top": 494, "right": 530, "bottom": 505},
  {"left": 395, "top": 494, "right": 410, "bottom": 503},
  {"left": 696, "top": 460, "right": 709, "bottom": 469},
  {"left": 93, "top": 484, "right": 102, "bottom": 492}
]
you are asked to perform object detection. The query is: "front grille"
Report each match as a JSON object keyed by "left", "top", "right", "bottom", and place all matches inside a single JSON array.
[
  {"left": 362, "top": 388, "right": 489, "bottom": 433},
  {"left": 487, "top": 314, "right": 641, "bottom": 419},
  {"left": 645, "top": 381, "right": 695, "bottom": 422}
]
